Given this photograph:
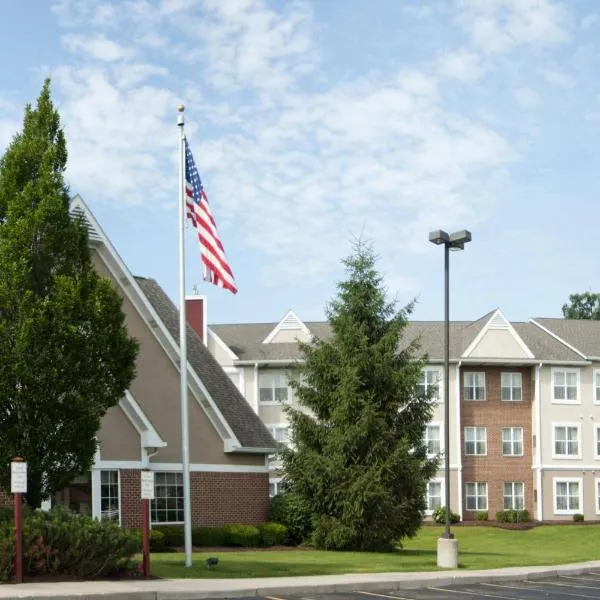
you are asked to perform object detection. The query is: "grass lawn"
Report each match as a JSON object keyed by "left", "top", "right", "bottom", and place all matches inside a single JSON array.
[{"left": 150, "top": 523, "right": 600, "bottom": 579}]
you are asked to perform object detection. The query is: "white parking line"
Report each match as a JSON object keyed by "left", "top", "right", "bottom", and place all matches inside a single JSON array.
[
  {"left": 560, "top": 575, "right": 600, "bottom": 582},
  {"left": 428, "top": 586, "right": 515, "bottom": 599},
  {"left": 356, "top": 590, "right": 414, "bottom": 600},
  {"left": 483, "top": 581, "right": 599, "bottom": 599},
  {"left": 265, "top": 596, "right": 288, "bottom": 600},
  {"left": 525, "top": 580, "right": 600, "bottom": 590}
]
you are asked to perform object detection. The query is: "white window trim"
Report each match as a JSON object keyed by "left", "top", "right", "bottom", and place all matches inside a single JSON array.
[
  {"left": 501, "top": 372, "right": 523, "bottom": 402},
  {"left": 464, "top": 426, "right": 487, "bottom": 456},
  {"left": 596, "top": 478, "right": 600, "bottom": 515},
  {"left": 100, "top": 469, "right": 121, "bottom": 526},
  {"left": 501, "top": 427, "right": 524, "bottom": 457},
  {"left": 553, "top": 477, "right": 583, "bottom": 515},
  {"left": 551, "top": 367, "right": 581, "bottom": 405},
  {"left": 258, "top": 371, "right": 291, "bottom": 406},
  {"left": 595, "top": 369, "right": 600, "bottom": 406},
  {"left": 596, "top": 425, "right": 600, "bottom": 461},
  {"left": 425, "top": 421, "right": 444, "bottom": 458},
  {"left": 422, "top": 367, "right": 444, "bottom": 403},
  {"left": 425, "top": 477, "right": 445, "bottom": 515},
  {"left": 151, "top": 471, "right": 184, "bottom": 525},
  {"left": 464, "top": 481, "right": 488, "bottom": 511},
  {"left": 269, "top": 477, "right": 283, "bottom": 498},
  {"left": 552, "top": 422, "right": 582, "bottom": 460},
  {"left": 503, "top": 481, "right": 525, "bottom": 511},
  {"left": 464, "top": 372, "right": 486, "bottom": 401}
]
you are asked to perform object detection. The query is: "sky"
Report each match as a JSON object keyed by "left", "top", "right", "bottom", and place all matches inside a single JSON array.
[{"left": 1, "top": 0, "right": 599, "bottom": 327}]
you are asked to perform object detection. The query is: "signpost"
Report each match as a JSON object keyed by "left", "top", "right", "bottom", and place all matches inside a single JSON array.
[
  {"left": 140, "top": 470, "right": 154, "bottom": 578},
  {"left": 11, "top": 458, "right": 26, "bottom": 583}
]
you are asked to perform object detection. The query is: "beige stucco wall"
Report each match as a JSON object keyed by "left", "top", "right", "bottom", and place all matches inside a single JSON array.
[
  {"left": 98, "top": 404, "right": 141, "bottom": 461},
  {"left": 207, "top": 332, "right": 235, "bottom": 367},
  {"left": 468, "top": 329, "right": 530, "bottom": 359},
  {"left": 541, "top": 469, "right": 600, "bottom": 521},
  {"left": 92, "top": 249, "right": 263, "bottom": 468}
]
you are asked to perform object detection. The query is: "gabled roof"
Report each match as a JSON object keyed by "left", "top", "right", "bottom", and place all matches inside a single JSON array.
[
  {"left": 531, "top": 318, "right": 600, "bottom": 359},
  {"left": 263, "top": 310, "right": 311, "bottom": 344}
]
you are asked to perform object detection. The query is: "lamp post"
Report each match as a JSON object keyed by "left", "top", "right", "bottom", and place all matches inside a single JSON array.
[{"left": 428, "top": 229, "right": 472, "bottom": 568}]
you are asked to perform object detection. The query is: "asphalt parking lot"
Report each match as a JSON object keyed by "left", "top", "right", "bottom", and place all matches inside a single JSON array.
[{"left": 252, "top": 571, "right": 600, "bottom": 600}]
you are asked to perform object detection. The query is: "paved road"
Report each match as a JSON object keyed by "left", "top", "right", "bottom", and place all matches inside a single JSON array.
[{"left": 236, "top": 571, "right": 600, "bottom": 600}]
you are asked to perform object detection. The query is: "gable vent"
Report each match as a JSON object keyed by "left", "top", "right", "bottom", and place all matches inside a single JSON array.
[
  {"left": 279, "top": 313, "right": 303, "bottom": 330},
  {"left": 488, "top": 312, "right": 509, "bottom": 329},
  {"left": 69, "top": 206, "right": 102, "bottom": 243}
]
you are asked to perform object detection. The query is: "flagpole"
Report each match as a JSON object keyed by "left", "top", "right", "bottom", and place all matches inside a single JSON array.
[{"left": 177, "top": 104, "right": 193, "bottom": 567}]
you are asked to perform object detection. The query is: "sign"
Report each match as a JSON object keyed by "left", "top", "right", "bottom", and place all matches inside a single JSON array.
[
  {"left": 11, "top": 461, "right": 27, "bottom": 494},
  {"left": 141, "top": 471, "right": 155, "bottom": 500}
]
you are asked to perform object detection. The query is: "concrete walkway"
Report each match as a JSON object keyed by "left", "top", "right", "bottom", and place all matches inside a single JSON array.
[{"left": 0, "top": 560, "right": 599, "bottom": 600}]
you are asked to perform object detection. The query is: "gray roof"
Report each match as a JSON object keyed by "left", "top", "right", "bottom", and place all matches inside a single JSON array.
[
  {"left": 134, "top": 277, "right": 276, "bottom": 450},
  {"left": 534, "top": 318, "right": 600, "bottom": 358},
  {"left": 210, "top": 314, "right": 587, "bottom": 364}
]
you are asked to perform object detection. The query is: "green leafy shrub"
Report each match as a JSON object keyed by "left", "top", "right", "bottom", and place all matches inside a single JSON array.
[
  {"left": 259, "top": 522, "right": 288, "bottom": 546},
  {"left": 268, "top": 492, "right": 312, "bottom": 544},
  {"left": 432, "top": 506, "right": 460, "bottom": 525},
  {"left": 222, "top": 524, "right": 261, "bottom": 547},
  {"left": 192, "top": 526, "right": 226, "bottom": 547},
  {"left": 495, "top": 509, "right": 531, "bottom": 523},
  {"left": 0, "top": 525, "right": 13, "bottom": 582},
  {"left": 573, "top": 513, "right": 584, "bottom": 522},
  {"left": 476, "top": 511, "right": 488, "bottom": 521},
  {"left": 152, "top": 526, "right": 184, "bottom": 549}
]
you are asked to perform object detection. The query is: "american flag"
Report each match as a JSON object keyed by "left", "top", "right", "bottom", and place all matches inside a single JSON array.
[{"left": 184, "top": 138, "right": 237, "bottom": 294}]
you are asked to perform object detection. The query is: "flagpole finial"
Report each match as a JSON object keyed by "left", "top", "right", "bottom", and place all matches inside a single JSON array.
[{"left": 177, "top": 104, "right": 185, "bottom": 126}]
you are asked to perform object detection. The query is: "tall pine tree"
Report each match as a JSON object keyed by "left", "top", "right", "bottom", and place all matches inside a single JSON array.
[
  {"left": 0, "top": 80, "right": 138, "bottom": 507},
  {"left": 281, "top": 242, "right": 438, "bottom": 551}
]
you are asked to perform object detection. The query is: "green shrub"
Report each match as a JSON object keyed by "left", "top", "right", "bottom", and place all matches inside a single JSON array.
[
  {"left": 495, "top": 509, "right": 531, "bottom": 523},
  {"left": 268, "top": 492, "right": 312, "bottom": 544},
  {"left": 0, "top": 525, "right": 13, "bottom": 582},
  {"left": 259, "top": 522, "right": 288, "bottom": 546},
  {"left": 222, "top": 524, "right": 261, "bottom": 547},
  {"left": 476, "top": 511, "right": 488, "bottom": 521},
  {"left": 432, "top": 506, "right": 460, "bottom": 525},
  {"left": 192, "top": 526, "right": 226, "bottom": 547},
  {"left": 152, "top": 526, "right": 184, "bottom": 549},
  {"left": 149, "top": 528, "right": 166, "bottom": 552},
  {"left": 573, "top": 513, "right": 584, "bottom": 522}
]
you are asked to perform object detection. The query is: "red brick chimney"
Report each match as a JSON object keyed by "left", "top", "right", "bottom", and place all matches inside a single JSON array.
[{"left": 185, "top": 295, "right": 207, "bottom": 345}]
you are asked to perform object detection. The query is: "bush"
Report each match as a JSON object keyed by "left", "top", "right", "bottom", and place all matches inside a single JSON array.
[
  {"left": 495, "top": 509, "right": 530, "bottom": 523},
  {"left": 476, "top": 511, "right": 488, "bottom": 521},
  {"left": 259, "top": 522, "right": 288, "bottom": 546},
  {"left": 573, "top": 513, "right": 584, "bottom": 522},
  {"left": 268, "top": 492, "right": 313, "bottom": 544},
  {"left": 192, "top": 526, "right": 226, "bottom": 547},
  {"left": 222, "top": 524, "right": 261, "bottom": 547},
  {"left": 149, "top": 529, "right": 166, "bottom": 552},
  {"left": 152, "top": 526, "right": 184, "bottom": 549},
  {"left": 0, "top": 525, "right": 13, "bottom": 582},
  {"left": 432, "top": 506, "right": 460, "bottom": 525},
  {"left": 19, "top": 507, "right": 138, "bottom": 579}
]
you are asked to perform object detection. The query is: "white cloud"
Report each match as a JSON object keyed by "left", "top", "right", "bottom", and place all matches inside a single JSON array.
[
  {"left": 437, "top": 49, "right": 486, "bottom": 81},
  {"left": 540, "top": 67, "right": 574, "bottom": 87},
  {"left": 581, "top": 13, "right": 598, "bottom": 29},
  {"left": 514, "top": 87, "right": 540, "bottom": 108},
  {"left": 62, "top": 34, "right": 132, "bottom": 62}
]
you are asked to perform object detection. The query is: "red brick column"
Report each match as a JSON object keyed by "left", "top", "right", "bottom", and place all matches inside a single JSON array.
[
  {"left": 191, "top": 472, "right": 269, "bottom": 526},
  {"left": 119, "top": 469, "right": 142, "bottom": 528}
]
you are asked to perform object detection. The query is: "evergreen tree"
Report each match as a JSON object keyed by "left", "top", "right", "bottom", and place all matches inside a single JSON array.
[
  {"left": 562, "top": 292, "right": 600, "bottom": 320},
  {"left": 281, "top": 242, "right": 438, "bottom": 551},
  {"left": 0, "top": 80, "right": 138, "bottom": 508}
]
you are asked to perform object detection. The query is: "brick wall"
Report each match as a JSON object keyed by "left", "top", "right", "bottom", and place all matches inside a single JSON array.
[
  {"left": 461, "top": 366, "right": 534, "bottom": 521},
  {"left": 120, "top": 469, "right": 143, "bottom": 528}
]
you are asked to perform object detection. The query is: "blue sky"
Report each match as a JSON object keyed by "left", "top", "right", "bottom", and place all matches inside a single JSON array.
[{"left": 1, "top": 0, "right": 599, "bottom": 326}]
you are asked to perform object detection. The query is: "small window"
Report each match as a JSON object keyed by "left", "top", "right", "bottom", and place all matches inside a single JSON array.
[
  {"left": 596, "top": 371, "right": 600, "bottom": 404},
  {"left": 503, "top": 482, "right": 524, "bottom": 510},
  {"left": 553, "top": 425, "right": 580, "bottom": 458},
  {"left": 426, "top": 481, "right": 442, "bottom": 512},
  {"left": 424, "top": 424, "right": 441, "bottom": 456},
  {"left": 259, "top": 371, "right": 290, "bottom": 404},
  {"left": 502, "top": 427, "right": 523, "bottom": 456},
  {"left": 464, "top": 427, "right": 487, "bottom": 455},
  {"left": 596, "top": 426, "right": 600, "bottom": 459},
  {"left": 465, "top": 482, "right": 487, "bottom": 511},
  {"left": 100, "top": 470, "right": 120, "bottom": 523},
  {"left": 501, "top": 373, "right": 522, "bottom": 401},
  {"left": 552, "top": 369, "right": 579, "bottom": 403},
  {"left": 417, "top": 368, "right": 442, "bottom": 401},
  {"left": 151, "top": 472, "right": 184, "bottom": 523},
  {"left": 464, "top": 372, "right": 486, "bottom": 401},
  {"left": 554, "top": 479, "right": 581, "bottom": 514},
  {"left": 268, "top": 425, "right": 291, "bottom": 446}
]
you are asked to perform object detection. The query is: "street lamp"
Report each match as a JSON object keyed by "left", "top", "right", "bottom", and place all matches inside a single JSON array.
[{"left": 428, "top": 229, "right": 472, "bottom": 569}]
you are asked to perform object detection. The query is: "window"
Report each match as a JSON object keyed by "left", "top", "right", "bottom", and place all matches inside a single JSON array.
[
  {"left": 464, "top": 372, "right": 486, "bottom": 401},
  {"left": 464, "top": 427, "right": 487, "bottom": 455},
  {"left": 553, "top": 424, "right": 580, "bottom": 458},
  {"left": 151, "top": 472, "right": 184, "bottom": 523},
  {"left": 596, "top": 479, "right": 600, "bottom": 514},
  {"left": 418, "top": 368, "right": 442, "bottom": 401},
  {"left": 426, "top": 480, "right": 442, "bottom": 513},
  {"left": 267, "top": 425, "right": 291, "bottom": 446},
  {"left": 596, "top": 426, "right": 600, "bottom": 460},
  {"left": 269, "top": 478, "right": 285, "bottom": 498},
  {"left": 100, "top": 470, "right": 120, "bottom": 523},
  {"left": 502, "top": 427, "right": 523, "bottom": 456},
  {"left": 552, "top": 369, "right": 579, "bottom": 403},
  {"left": 596, "top": 370, "right": 600, "bottom": 404},
  {"left": 424, "top": 424, "right": 441, "bottom": 456},
  {"left": 554, "top": 478, "right": 582, "bottom": 514},
  {"left": 465, "top": 482, "right": 488, "bottom": 511},
  {"left": 504, "top": 482, "right": 524, "bottom": 510},
  {"left": 501, "top": 373, "right": 522, "bottom": 401},
  {"left": 259, "top": 371, "right": 289, "bottom": 404}
]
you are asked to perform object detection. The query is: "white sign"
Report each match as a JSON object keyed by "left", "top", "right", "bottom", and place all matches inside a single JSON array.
[
  {"left": 11, "top": 461, "right": 27, "bottom": 494},
  {"left": 141, "top": 471, "right": 155, "bottom": 500}
]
